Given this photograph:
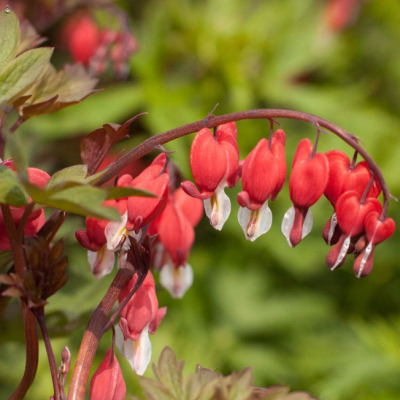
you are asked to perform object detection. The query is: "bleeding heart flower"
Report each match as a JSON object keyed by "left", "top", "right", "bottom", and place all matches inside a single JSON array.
[
  {"left": 353, "top": 211, "right": 395, "bottom": 278},
  {"left": 116, "top": 271, "right": 166, "bottom": 375},
  {"left": 89, "top": 348, "right": 126, "bottom": 400},
  {"left": 182, "top": 123, "right": 239, "bottom": 230},
  {"left": 326, "top": 191, "right": 382, "bottom": 271},
  {"left": 75, "top": 200, "right": 127, "bottom": 279},
  {"left": 237, "top": 129, "right": 286, "bottom": 241},
  {"left": 150, "top": 188, "right": 203, "bottom": 298},
  {"left": 281, "top": 139, "right": 329, "bottom": 247},
  {"left": 322, "top": 150, "right": 382, "bottom": 246}
]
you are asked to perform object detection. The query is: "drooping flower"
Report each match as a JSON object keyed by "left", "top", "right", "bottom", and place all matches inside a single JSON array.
[
  {"left": 237, "top": 129, "right": 286, "bottom": 241},
  {"left": 353, "top": 211, "right": 395, "bottom": 278},
  {"left": 322, "top": 150, "right": 381, "bottom": 245},
  {"left": 75, "top": 199, "right": 127, "bottom": 279},
  {"left": 326, "top": 190, "right": 382, "bottom": 271},
  {"left": 116, "top": 271, "right": 166, "bottom": 375},
  {"left": 150, "top": 188, "right": 203, "bottom": 298},
  {"left": 90, "top": 349, "right": 126, "bottom": 400},
  {"left": 323, "top": 0, "right": 362, "bottom": 32},
  {"left": 281, "top": 139, "right": 329, "bottom": 247},
  {"left": 182, "top": 122, "right": 239, "bottom": 230}
]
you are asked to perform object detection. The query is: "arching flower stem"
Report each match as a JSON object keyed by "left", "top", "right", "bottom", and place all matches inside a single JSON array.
[{"left": 96, "top": 109, "right": 392, "bottom": 218}]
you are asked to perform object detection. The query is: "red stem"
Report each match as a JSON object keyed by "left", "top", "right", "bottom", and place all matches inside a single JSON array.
[{"left": 67, "top": 261, "right": 135, "bottom": 400}]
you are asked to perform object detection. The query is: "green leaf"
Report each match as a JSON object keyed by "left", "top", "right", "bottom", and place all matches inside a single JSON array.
[
  {"left": 0, "top": 47, "right": 52, "bottom": 109},
  {"left": 0, "top": 6, "right": 20, "bottom": 71},
  {"left": 26, "top": 183, "right": 120, "bottom": 220},
  {"left": 105, "top": 186, "right": 155, "bottom": 200},
  {"left": 17, "top": 64, "right": 98, "bottom": 119},
  {"left": 5, "top": 132, "right": 28, "bottom": 181},
  {"left": 152, "top": 347, "right": 184, "bottom": 399},
  {"left": 46, "top": 165, "right": 88, "bottom": 191},
  {"left": 138, "top": 376, "right": 176, "bottom": 400},
  {"left": 0, "top": 165, "right": 29, "bottom": 206},
  {"left": 16, "top": 20, "right": 46, "bottom": 55}
]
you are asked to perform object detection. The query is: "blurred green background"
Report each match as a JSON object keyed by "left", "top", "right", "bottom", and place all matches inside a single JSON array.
[{"left": 1, "top": 0, "right": 400, "bottom": 399}]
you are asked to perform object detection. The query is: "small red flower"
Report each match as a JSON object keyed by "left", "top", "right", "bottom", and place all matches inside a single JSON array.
[
  {"left": 182, "top": 122, "right": 239, "bottom": 230},
  {"left": 323, "top": 0, "right": 361, "bottom": 32},
  {"left": 237, "top": 129, "right": 286, "bottom": 241},
  {"left": 90, "top": 349, "right": 126, "bottom": 400},
  {"left": 282, "top": 139, "right": 329, "bottom": 247},
  {"left": 353, "top": 212, "right": 395, "bottom": 278}
]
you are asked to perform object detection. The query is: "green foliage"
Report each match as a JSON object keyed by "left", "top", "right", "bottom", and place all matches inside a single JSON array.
[
  {"left": 135, "top": 347, "right": 316, "bottom": 400},
  {"left": 0, "top": 7, "right": 20, "bottom": 71},
  {"left": 0, "top": 165, "right": 29, "bottom": 205}
]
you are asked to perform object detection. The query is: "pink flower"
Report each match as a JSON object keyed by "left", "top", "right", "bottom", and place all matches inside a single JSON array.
[
  {"left": 150, "top": 188, "right": 203, "bottom": 298},
  {"left": 182, "top": 122, "right": 239, "bottom": 230},
  {"left": 237, "top": 129, "right": 286, "bottom": 241},
  {"left": 116, "top": 271, "right": 166, "bottom": 375},
  {"left": 90, "top": 349, "right": 126, "bottom": 400},
  {"left": 281, "top": 139, "right": 329, "bottom": 247}
]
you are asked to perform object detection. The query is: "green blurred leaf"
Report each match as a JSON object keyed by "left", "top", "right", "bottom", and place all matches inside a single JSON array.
[
  {"left": 5, "top": 132, "right": 28, "bottom": 181},
  {"left": 139, "top": 377, "right": 176, "bottom": 400},
  {"left": 105, "top": 186, "right": 155, "bottom": 200},
  {"left": 26, "top": 183, "right": 120, "bottom": 220},
  {"left": 0, "top": 6, "right": 20, "bottom": 71},
  {"left": 46, "top": 165, "right": 88, "bottom": 191},
  {"left": 0, "top": 47, "right": 52, "bottom": 110},
  {"left": 0, "top": 251, "right": 13, "bottom": 274},
  {"left": 0, "top": 165, "right": 29, "bottom": 206}
]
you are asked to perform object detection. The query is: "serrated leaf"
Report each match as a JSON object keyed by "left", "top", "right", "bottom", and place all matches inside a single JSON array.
[
  {"left": 152, "top": 347, "right": 184, "bottom": 399},
  {"left": 80, "top": 112, "right": 146, "bottom": 176},
  {"left": 17, "top": 20, "right": 46, "bottom": 55},
  {"left": 225, "top": 368, "right": 253, "bottom": 400},
  {"left": 196, "top": 377, "right": 222, "bottom": 400},
  {"left": 138, "top": 376, "right": 176, "bottom": 400},
  {"left": 5, "top": 132, "right": 28, "bottom": 181},
  {"left": 183, "top": 373, "right": 202, "bottom": 400},
  {"left": 0, "top": 6, "right": 20, "bottom": 71},
  {"left": 0, "top": 47, "right": 52, "bottom": 109},
  {"left": 105, "top": 186, "right": 155, "bottom": 200},
  {"left": 195, "top": 365, "right": 219, "bottom": 386},
  {"left": 46, "top": 165, "right": 88, "bottom": 191},
  {"left": 0, "top": 164, "right": 29, "bottom": 205},
  {"left": 18, "top": 64, "right": 98, "bottom": 119}
]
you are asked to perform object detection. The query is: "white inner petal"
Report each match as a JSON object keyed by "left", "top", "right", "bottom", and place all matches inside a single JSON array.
[
  {"left": 203, "top": 187, "right": 231, "bottom": 231},
  {"left": 327, "top": 212, "right": 338, "bottom": 246},
  {"left": 160, "top": 260, "right": 194, "bottom": 299},
  {"left": 281, "top": 205, "right": 295, "bottom": 247},
  {"left": 238, "top": 201, "right": 272, "bottom": 242},
  {"left": 357, "top": 242, "right": 373, "bottom": 278},
  {"left": 115, "top": 323, "right": 152, "bottom": 376},
  {"left": 105, "top": 211, "right": 128, "bottom": 250},
  {"left": 88, "top": 246, "right": 115, "bottom": 279},
  {"left": 302, "top": 208, "right": 313, "bottom": 239},
  {"left": 331, "top": 235, "right": 351, "bottom": 271}
]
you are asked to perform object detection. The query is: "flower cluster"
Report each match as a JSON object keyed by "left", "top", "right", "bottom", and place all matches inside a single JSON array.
[
  {"left": 61, "top": 11, "right": 138, "bottom": 78},
  {"left": 182, "top": 123, "right": 395, "bottom": 278},
  {"left": 0, "top": 159, "right": 49, "bottom": 250}
]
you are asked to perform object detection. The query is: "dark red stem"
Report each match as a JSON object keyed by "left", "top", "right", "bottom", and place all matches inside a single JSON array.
[{"left": 34, "top": 307, "right": 61, "bottom": 400}]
